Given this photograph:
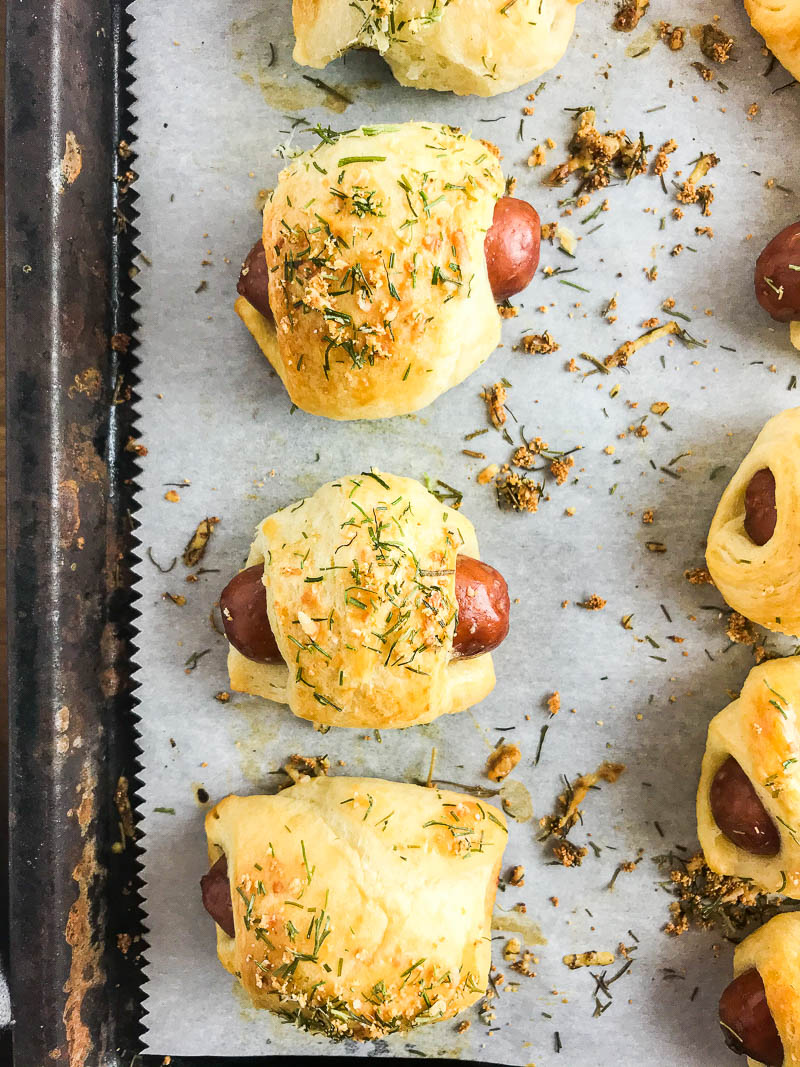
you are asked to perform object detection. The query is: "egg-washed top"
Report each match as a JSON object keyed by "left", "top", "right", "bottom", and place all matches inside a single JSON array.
[
  {"left": 698, "top": 658, "right": 800, "bottom": 897},
  {"left": 706, "top": 406, "right": 800, "bottom": 636},
  {"left": 247, "top": 471, "right": 481, "bottom": 727},
  {"left": 261, "top": 123, "right": 503, "bottom": 419},
  {"left": 292, "top": 0, "right": 582, "bottom": 98},
  {"left": 734, "top": 912, "right": 800, "bottom": 1066},
  {"left": 206, "top": 776, "right": 508, "bottom": 1039}
]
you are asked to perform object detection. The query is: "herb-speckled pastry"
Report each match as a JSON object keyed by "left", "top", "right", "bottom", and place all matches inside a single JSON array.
[
  {"left": 717, "top": 912, "right": 800, "bottom": 1066},
  {"left": 697, "top": 659, "right": 800, "bottom": 899},
  {"left": 201, "top": 776, "right": 508, "bottom": 1039},
  {"left": 706, "top": 408, "right": 800, "bottom": 636},
  {"left": 292, "top": 0, "right": 583, "bottom": 97},
  {"left": 235, "top": 122, "right": 543, "bottom": 420},
  {"left": 219, "top": 471, "right": 510, "bottom": 728}
]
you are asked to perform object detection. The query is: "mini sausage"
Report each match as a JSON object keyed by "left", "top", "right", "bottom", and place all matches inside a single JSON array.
[
  {"left": 237, "top": 239, "right": 273, "bottom": 321},
  {"left": 237, "top": 197, "right": 541, "bottom": 318},
  {"left": 744, "top": 468, "right": 777, "bottom": 546},
  {"left": 200, "top": 854, "right": 235, "bottom": 938},
  {"left": 755, "top": 221, "right": 800, "bottom": 323},
  {"left": 220, "top": 556, "right": 509, "bottom": 664},
  {"left": 219, "top": 564, "right": 282, "bottom": 664},
  {"left": 483, "top": 197, "right": 541, "bottom": 303},
  {"left": 453, "top": 556, "right": 510, "bottom": 659},
  {"left": 710, "top": 756, "right": 781, "bottom": 857},
  {"left": 719, "top": 967, "right": 784, "bottom": 1066}
]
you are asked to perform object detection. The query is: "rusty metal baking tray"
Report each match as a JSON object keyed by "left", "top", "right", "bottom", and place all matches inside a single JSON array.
[{"left": 4, "top": 3, "right": 487, "bottom": 1064}]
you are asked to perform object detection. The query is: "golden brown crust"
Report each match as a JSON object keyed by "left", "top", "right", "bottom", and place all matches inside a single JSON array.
[
  {"left": 734, "top": 913, "right": 800, "bottom": 1065},
  {"left": 697, "top": 658, "right": 800, "bottom": 897},
  {"left": 706, "top": 408, "right": 800, "bottom": 636},
  {"left": 205, "top": 777, "right": 508, "bottom": 1039},
  {"left": 292, "top": 0, "right": 582, "bottom": 97},
  {"left": 744, "top": 0, "right": 800, "bottom": 82},
  {"left": 240, "top": 123, "right": 504, "bottom": 420},
  {"left": 227, "top": 471, "right": 496, "bottom": 728}
]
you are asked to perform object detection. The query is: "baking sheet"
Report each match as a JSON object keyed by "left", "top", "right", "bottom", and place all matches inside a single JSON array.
[{"left": 129, "top": 0, "right": 800, "bottom": 1061}]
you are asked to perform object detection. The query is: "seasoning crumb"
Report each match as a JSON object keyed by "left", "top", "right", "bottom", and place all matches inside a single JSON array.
[
  {"left": 613, "top": 0, "right": 649, "bottom": 32},
  {"left": 659, "top": 22, "right": 685, "bottom": 49},
  {"left": 684, "top": 566, "right": 714, "bottom": 585},
  {"left": 701, "top": 23, "right": 734, "bottom": 64},
  {"left": 726, "top": 611, "right": 756, "bottom": 645},
  {"left": 642, "top": 508, "right": 654, "bottom": 524},
  {"left": 482, "top": 383, "right": 507, "bottom": 428},
  {"left": 508, "top": 864, "right": 526, "bottom": 886},
  {"left": 521, "top": 331, "right": 559, "bottom": 355},
  {"left": 486, "top": 743, "right": 522, "bottom": 782},
  {"left": 456, "top": 1020, "right": 471, "bottom": 1033},
  {"left": 283, "top": 753, "right": 330, "bottom": 783},
  {"left": 656, "top": 851, "right": 784, "bottom": 937},
  {"left": 214, "top": 691, "right": 231, "bottom": 703},
  {"left": 496, "top": 472, "right": 542, "bottom": 513},
  {"left": 164, "top": 489, "right": 181, "bottom": 503},
  {"left": 548, "top": 691, "right": 561, "bottom": 716},
  {"left": 578, "top": 594, "right": 607, "bottom": 610}
]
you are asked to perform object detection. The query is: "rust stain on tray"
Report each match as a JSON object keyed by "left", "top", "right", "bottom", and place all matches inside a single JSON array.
[
  {"left": 63, "top": 762, "right": 103, "bottom": 1067},
  {"left": 59, "top": 131, "right": 83, "bottom": 193}
]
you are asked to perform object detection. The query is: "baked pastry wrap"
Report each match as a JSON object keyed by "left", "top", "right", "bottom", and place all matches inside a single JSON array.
[
  {"left": 228, "top": 471, "right": 496, "bottom": 727},
  {"left": 698, "top": 658, "right": 800, "bottom": 897},
  {"left": 235, "top": 122, "right": 504, "bottom": 420},
  {"left": 744, "top": 0, "right": 800, "bottom": 82},
  {"left": 733, "top": 913, "right": 800, "bottom": 1066},
  {"left": 205, "top": 776, "right": 508, "bottom": 1038},
  {"left": 706, "top": 408, "right": 800, "bottom": 636},
  {"left": 292, "top": 0, "right": 582, "bottom": 97}
]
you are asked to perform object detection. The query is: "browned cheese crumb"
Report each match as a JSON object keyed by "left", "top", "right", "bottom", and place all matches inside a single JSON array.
[
  {"left": 456, "top": 1020, "right": 471, "bottom": 1033},
  {"left": 497, "top": 304, "right": 518, "bottom": 319},
  {"left": 508, "top": 864, "right": 526, "bottom": 886},
  {"left": 521, "top": 331, "right": 560, "bottom": 354},
  {"left": 548, "top": 691, "right": 561, "bottom": 715},
  {"left": 685, "top": 566, "right": 714, "bottom": 585},
  {"left": 696, "top": 226, "right": 714, "bottom": 238},
  {"left": 283, "top": 753, "right": 330, "bottom": 783},
  {"left": 676, "top": 153, "right": 718, "bottom": 215},
  {"left": 215, "top": 690, "right": 231, "bottom": 703},
  {"left": 486, "top": 742, "right": 522, "bottom": 782},
  {"left": 482, "top": 382, "right": 507, "bottom": 428},
  {"left": 650, "top": 401, "right": 670, "bottom": 415},
  {"left": 652, "top": 139, "right": 678, "bottom": 175},
  {"left": 727, "top": 611, "right": 756, "bottom": 645},
  {"left": 496, "top": 471, "right": 542, "bottom": 513},
  {"left": 605, "top": 320, "right": 682, "bottom": 368},
  {"left": 540, "top": 761, "right": 626, "bottom": 866},
  {"left": 656, "top": 851, "right": 783, "bottom": 937},
  {"left": 692, "top": 62, "right": 714, "bottom": 82},
  {"left": 528, "top": 144, "right": 547, "bottom": 167},
  {"left": 701, "top": 23, "right": 734, "bottom": 64},
  {"left": 746, "top": 103, "right": 760, "bottom": 122},
  {"left": 547, "top": 108, "right": 651, "bottom": 193},
  {"left": 659, "top": 22, "right": 686, "bottom": 49},
  {"left": 563, "top": 950, "right": 615, "bottom": 969},
  {"left": 512, "top": 437, "right": 547, "bottom": 468},
  {"left": 550, "top": 455, "right": 575, "bottom": 485},
  {"left": 613, "top": 0, "right": 649, "bottom": 31},
  {"left": 642, "top": 508, "right": 655, "bottom": 524},
  {"left": 578, "top": 593, "right": 607, "bottom": 610},
  {"left": 671, "top": 244, "right": 684, "bottom": 256}
]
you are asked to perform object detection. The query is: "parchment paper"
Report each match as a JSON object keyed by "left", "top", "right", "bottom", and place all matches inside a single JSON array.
[{"left": 129, "top": 0, "right": 800, "bottom": 1061}]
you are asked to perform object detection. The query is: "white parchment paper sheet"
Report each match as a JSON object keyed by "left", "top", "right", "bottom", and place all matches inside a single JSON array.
[{"left": 129, "top": 0, "right": 800, "bottom": 1061}]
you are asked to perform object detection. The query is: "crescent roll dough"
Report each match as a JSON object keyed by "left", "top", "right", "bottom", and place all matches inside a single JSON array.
[
  {"left": 744, "top": 0, "right": 800, "bottom": 83},
  {"left": 292, "top": 0, "right": 582, "bottom": 97},
  {"left": 205, "top": 776, "right": 508, "bottom": 1038},
  {"left": 228, "top": 471, "right": 496, "bottom": 728},
  {"left": 732, "top": 913, "right": 800, "bottom": 1067},
  {"left": 698, "top": 659, "right": 800, "bottom": 897},
  {"left": 706, "top": 408, "right": 800, "bottom": 636},
  {"left": 236, "top": 122, "right": 504, "bottom": 420}
]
